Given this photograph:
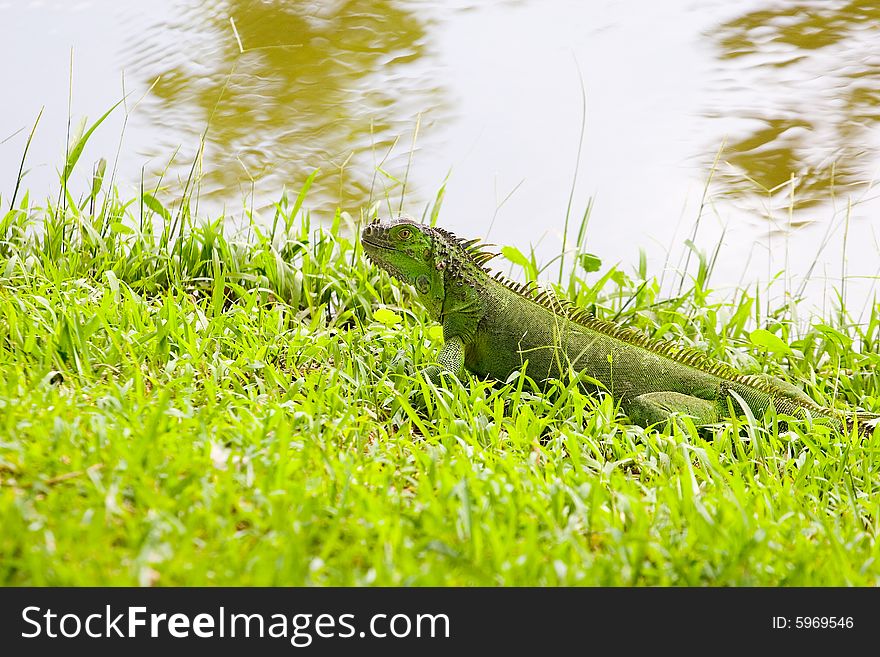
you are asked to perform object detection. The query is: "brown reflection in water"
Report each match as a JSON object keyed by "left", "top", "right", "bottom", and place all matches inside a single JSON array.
[
  {"left": 124, "top": 0, "right": 441, "bottom": 210},
  {"left": 708, "top": 1, "right": 880, "bottom": 219}
]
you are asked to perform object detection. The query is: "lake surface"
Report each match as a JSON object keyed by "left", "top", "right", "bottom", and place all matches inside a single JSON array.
[{"left": 2, "top": 0, "right": 879, "bottom": 315}]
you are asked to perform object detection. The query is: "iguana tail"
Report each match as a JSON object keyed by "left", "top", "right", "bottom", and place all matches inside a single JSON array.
[{"left": 849, "top": 412, "right": 880, "bottom": 437}]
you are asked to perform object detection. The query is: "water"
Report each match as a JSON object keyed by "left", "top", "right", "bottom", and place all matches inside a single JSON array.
[{"left": 2, "top": 0, "right": 879, "bottom": 316}]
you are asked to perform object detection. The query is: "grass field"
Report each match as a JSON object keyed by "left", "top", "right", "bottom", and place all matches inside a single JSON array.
[{"left": 1, "top": 165, "right": 880, "bottom": 585}]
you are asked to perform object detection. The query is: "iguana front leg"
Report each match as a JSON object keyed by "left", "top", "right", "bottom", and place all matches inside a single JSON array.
[
  {"left": 625, "top": 391, "right": 719, "bottom": 428},
  {"left": 422, "top": 334, "right": 466, "bottom": 386}
]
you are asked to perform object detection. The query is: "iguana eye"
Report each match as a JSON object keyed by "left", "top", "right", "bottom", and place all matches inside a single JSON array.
[{"left": 398, "top": 228, "right": 412, "bottom": 240}]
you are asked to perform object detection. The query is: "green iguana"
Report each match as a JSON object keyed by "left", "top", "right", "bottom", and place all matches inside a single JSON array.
[{"left": 362, "top": 217, "right": 878, "bottom": 435}]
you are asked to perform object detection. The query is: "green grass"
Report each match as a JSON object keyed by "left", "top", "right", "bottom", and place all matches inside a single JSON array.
[{"left": 1, "top": 167, "right": 880, "bottom": 586}]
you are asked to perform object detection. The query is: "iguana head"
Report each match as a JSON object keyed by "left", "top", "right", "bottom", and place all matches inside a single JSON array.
[
  {"left": 361, "top": 217, "right": 446, "bottom": 317},
  {"left": 362, "top": 217, "right": 494, "bottom": 338}
]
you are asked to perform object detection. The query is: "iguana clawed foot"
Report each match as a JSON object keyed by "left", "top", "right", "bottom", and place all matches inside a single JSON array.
[{"left": 404, "top": 365, "right": 460, "bottom": 415}]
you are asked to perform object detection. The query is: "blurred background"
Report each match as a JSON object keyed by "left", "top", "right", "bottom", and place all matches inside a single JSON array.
[{"left": 2, "top": 0, "right": 879, "bottom": 314}]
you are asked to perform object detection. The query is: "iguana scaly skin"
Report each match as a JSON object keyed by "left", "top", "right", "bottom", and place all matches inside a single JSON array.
[{"left": 362, "top": 217, "right": 878, "bottom": 435}]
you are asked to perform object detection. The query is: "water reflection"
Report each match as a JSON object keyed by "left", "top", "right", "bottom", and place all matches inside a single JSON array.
[
  {"left": 121, "top": 0, "right": 880, "bottom": 234},
  {"left": 707, "top": 1, "right": 880, "bottom": 218},
  {"left": 124, "top": 0, "right": 443, "bottom": 210}
]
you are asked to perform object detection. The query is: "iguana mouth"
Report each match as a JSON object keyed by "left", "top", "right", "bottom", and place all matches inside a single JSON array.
[{"left": 361, "top": 237, "right": 391, "bottom": 250}]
